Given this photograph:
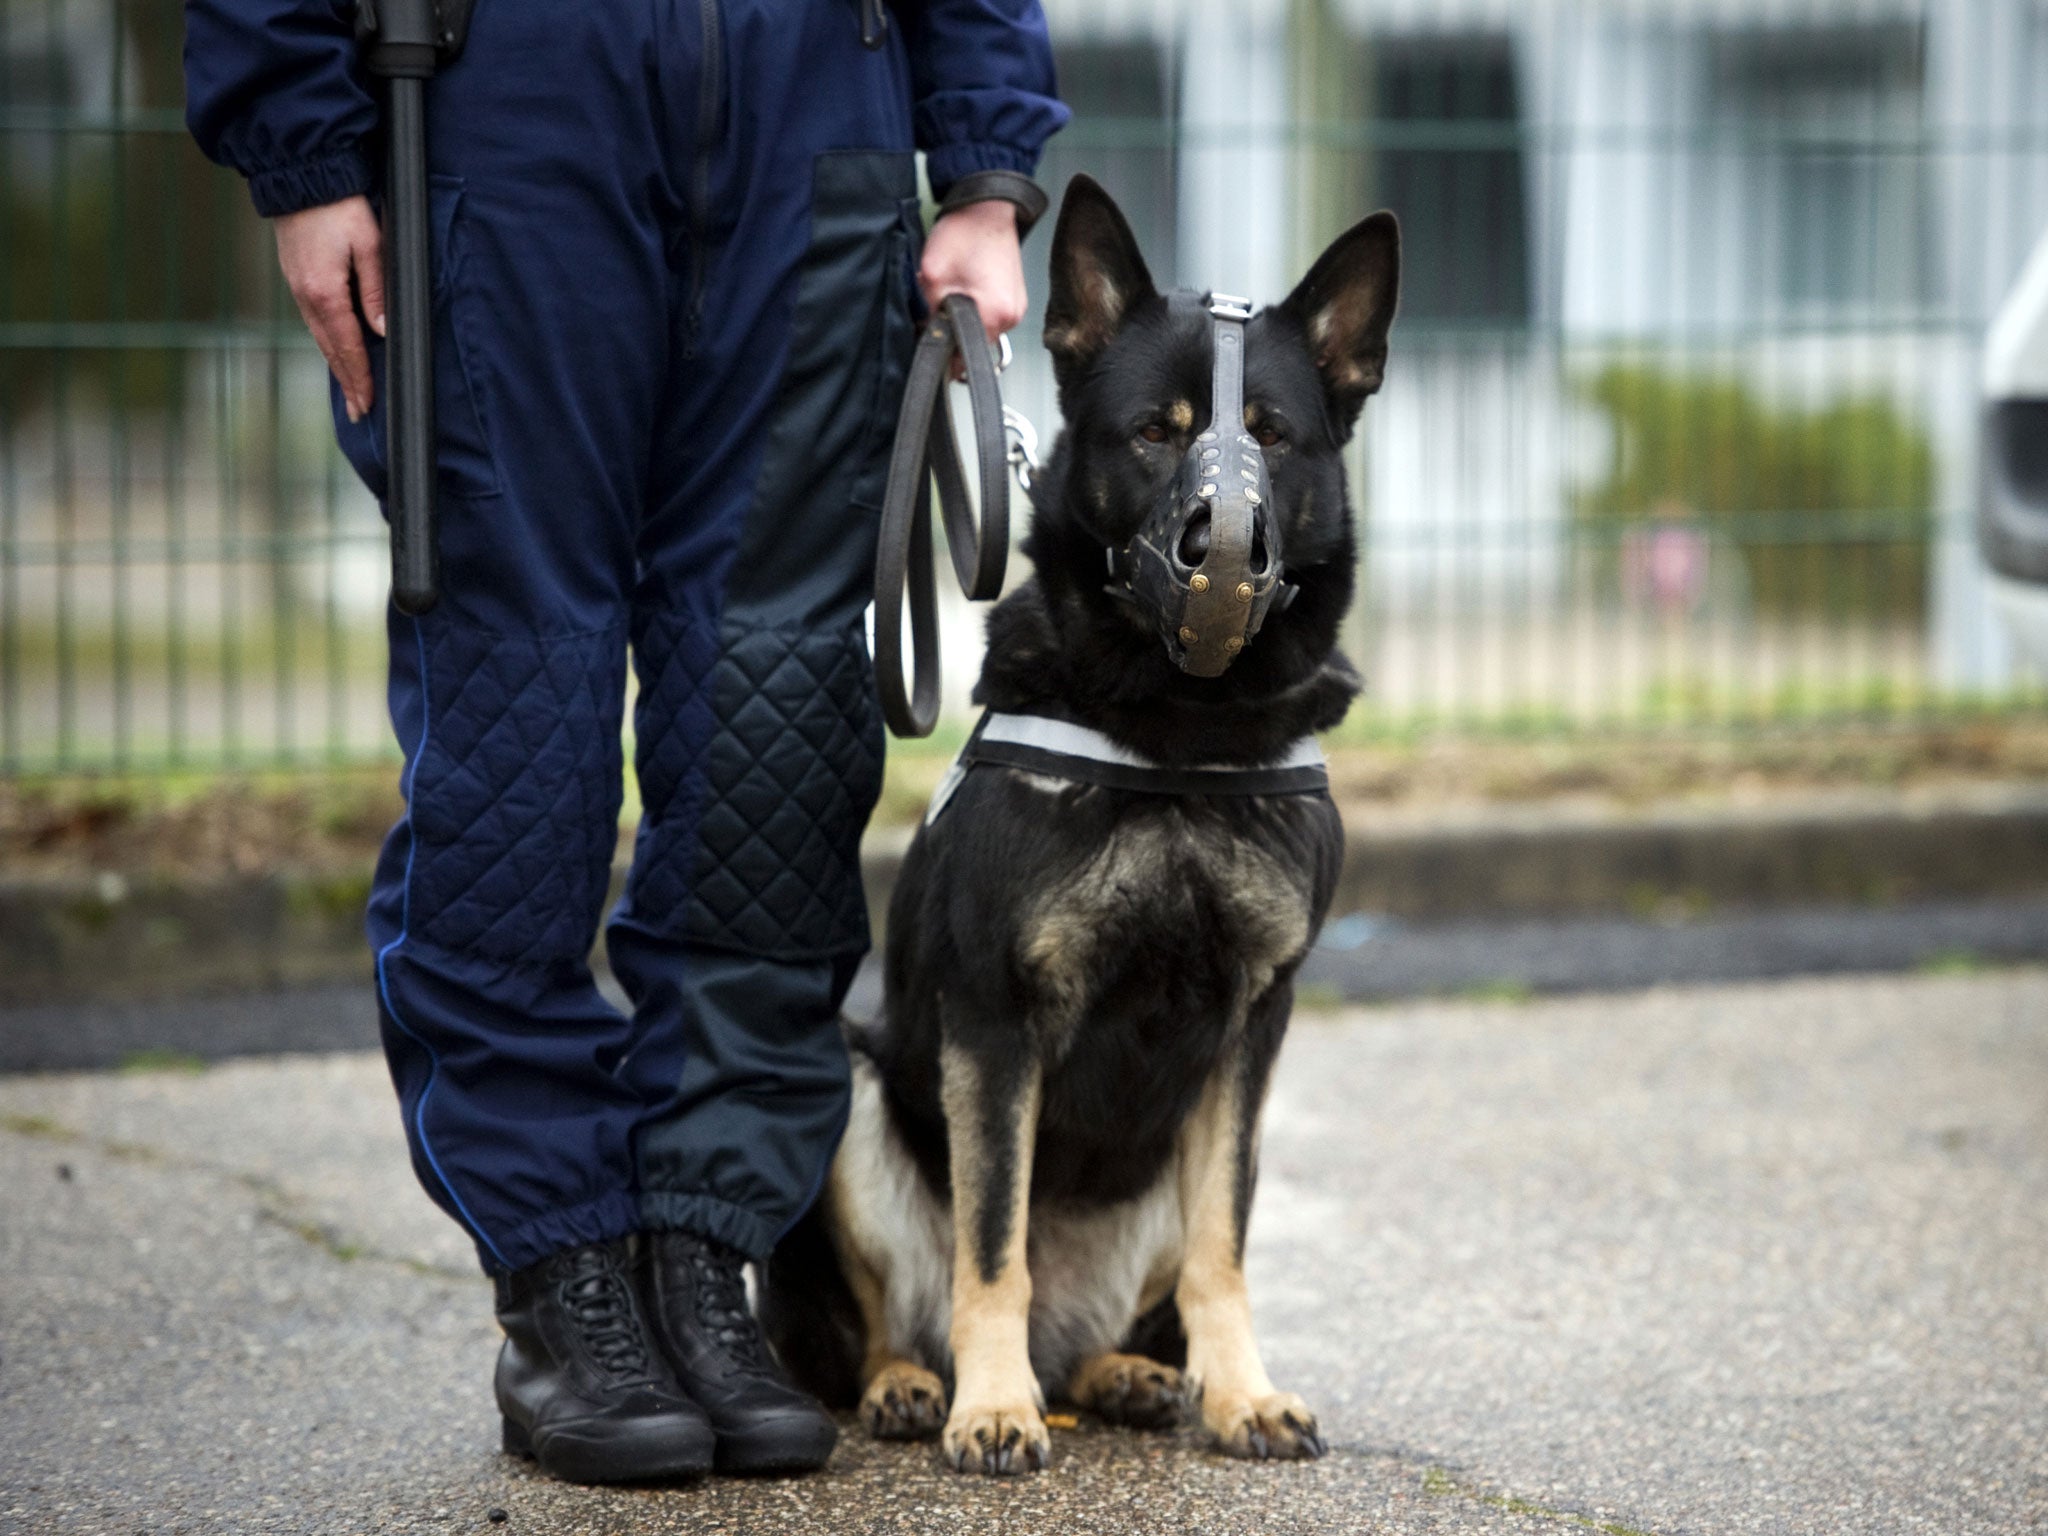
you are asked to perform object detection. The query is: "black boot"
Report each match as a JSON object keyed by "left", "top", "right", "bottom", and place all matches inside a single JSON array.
[
  {"left": 494, "top": 1236, "right": 717, "bottom": 1484},
  {"left": 640, "top": 1231, "right": 839, "bottom": 1474}
]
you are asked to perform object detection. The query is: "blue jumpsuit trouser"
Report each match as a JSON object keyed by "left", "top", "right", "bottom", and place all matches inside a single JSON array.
[{"left": 333, "top": 0, "right": 923, "bottom": 1274}]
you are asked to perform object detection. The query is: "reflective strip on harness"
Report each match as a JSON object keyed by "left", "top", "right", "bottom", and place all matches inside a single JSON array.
[{"left": 924, "top": 710, "right": 1328, "bottom": 825}]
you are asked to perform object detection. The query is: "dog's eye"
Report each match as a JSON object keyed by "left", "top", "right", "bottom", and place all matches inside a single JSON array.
[
  {"left": 1255, "top": 424, "right": 1284, "bottom": 449},
  {"left": 1138, "top": 424, "right": 1169, "bottom": 444}
]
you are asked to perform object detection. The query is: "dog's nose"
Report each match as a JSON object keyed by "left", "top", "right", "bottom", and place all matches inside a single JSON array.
[{"left": 1178, "top": 504, "right": 1274, "bottom": 575}]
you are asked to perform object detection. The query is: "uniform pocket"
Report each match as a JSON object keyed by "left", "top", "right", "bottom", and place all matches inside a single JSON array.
[
  {"left": 719, "top": 149, "right": 919, "bottom": 629},
  {"left": 846, "top": 196, "right": 923, "bottom": 515},
  {"left": 330, "top": 175, "right": 503, "bottom": 504}
]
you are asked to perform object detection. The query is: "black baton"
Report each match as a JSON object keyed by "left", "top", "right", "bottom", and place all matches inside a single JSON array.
[{"left": 359, "top": 0, "right": 474, "bottom": 615}]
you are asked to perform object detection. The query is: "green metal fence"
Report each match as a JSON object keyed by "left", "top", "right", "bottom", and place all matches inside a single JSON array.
[{"left": 3, "top": 0, "right": 2045, "bottom": 776}]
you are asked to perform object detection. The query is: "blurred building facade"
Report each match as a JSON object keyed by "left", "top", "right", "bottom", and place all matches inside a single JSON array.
[
  {"left": 1005, "top": 0, "right": 2048, "bottom": 724},
  {"left": 1, "top": 0, "right": 2045, "bottom": 769}
]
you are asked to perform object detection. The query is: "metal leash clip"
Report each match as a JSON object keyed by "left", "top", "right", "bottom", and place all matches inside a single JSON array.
[{"left": 1002, "top": 406, "right": 1039, "bottom": 495}]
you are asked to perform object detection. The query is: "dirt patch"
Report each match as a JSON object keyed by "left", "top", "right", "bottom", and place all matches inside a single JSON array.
[
  {"left": 1319, "top": 717, "right": 2048, "bottom": 818},
  {"left": 5, "top": 717, "right": 2045, "bottom": 883},
  {"left": 879, "top": 717, "right": 2048, "bottom": 828},
  {"left": 0, "top": 770, "right": 402, "bottom": 883}
]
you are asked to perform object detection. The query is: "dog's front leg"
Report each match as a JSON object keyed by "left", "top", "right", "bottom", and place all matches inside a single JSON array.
[
  {"left": 1176, "top": 989, "right": 1326, "bottom": 1460},
  {"left": 939, "top": 1037, "right": 1048, "bottom": 1475}
]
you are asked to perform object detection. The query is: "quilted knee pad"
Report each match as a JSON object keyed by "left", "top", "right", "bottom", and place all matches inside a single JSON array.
[
  {"left": 628, "top": 616, "right": 884, "bottom": 960},
  {"left": 406, "top": 622, "right": 628, "bottom": 964}
]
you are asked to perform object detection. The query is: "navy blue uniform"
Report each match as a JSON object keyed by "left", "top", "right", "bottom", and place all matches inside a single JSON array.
[{"left": 184, "top": 0, "right": 1065, "bottom": 1274}]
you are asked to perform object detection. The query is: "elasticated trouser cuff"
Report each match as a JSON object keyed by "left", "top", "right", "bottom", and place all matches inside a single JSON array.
[
  {"left": 484, "top": 1190, "right": 779, "bottom": 1274},
  {"left": 487, "top": 1191, "right": 642, "bottom": 1276},
  {"left": 640, "top": 1191, "right": 780, "bottom": 1263}
]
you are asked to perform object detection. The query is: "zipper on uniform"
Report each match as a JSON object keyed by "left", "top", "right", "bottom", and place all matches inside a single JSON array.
[
  {"left": 860, "top": 0, "right": 887, "bottom": 49},
  {"left": 684, "top": 0, "right": 725, "bottom": 357}
]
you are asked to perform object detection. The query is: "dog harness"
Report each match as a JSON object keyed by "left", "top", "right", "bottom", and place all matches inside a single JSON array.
[{"left": 923, "top": 710, "right": 1328, "bottom": 825}]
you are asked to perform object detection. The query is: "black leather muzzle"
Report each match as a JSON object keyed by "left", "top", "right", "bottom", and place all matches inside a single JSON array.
[{"left": 1112, "top": 293, "right": 1289, "bottom": 677}]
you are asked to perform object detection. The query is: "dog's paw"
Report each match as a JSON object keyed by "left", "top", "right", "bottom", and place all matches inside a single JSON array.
[
  {"left": 942, "top": 1401, "right": 1052, "bottom": 1476},
  {"left": 1201, "top": 1389, "right": 1327, "bottom": 1461},
  {"left": 1071, "top": 1352, "right": 1187, "bottom": 1430},
  {"left": 860, "top": 1361, "right": 948, "bottom": 1441}
]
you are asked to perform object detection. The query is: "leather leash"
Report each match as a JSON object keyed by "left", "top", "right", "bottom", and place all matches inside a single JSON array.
[{"left": 874, "top": 293, "right": 1011, "bottom": 738}]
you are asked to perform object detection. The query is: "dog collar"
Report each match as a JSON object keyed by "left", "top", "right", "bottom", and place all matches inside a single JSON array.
[{"left": 923, "top": 710, "right": 1328, "bottom": 825}]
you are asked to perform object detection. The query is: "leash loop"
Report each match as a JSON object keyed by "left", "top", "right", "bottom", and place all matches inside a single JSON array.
[{"left": 874, "top": 293, "right": 1011, "bottom": 738}]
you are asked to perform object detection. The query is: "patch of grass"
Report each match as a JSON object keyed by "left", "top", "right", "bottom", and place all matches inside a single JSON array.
[
  {"left": 118, "top": 1048, "right": 209, "bottom": 1075},
  {"left": 1293, "top": 982, "right": 1347, "bottom": 1012},
  {"left": 1622, "top": 884, "right": 1713, "bottom": 924},
  {"left": 1421, "top": 1463, "right": 1663, "bottom": 1536},
  {"left": 1, "top": 768, "right": 402, "bottom": 882},
  {"left": 260, "top": 1207, "right": 364, "bottom": 1262},
  {"left": 1320, "top": 714, "right": 2048, "bottom": 805},
  {"left": 60, "top": 892, "right": 123, "bottom": 932},
  {"left": 0, "top": 1112, "right": 77, "bottom": 1141},
  {"left": 871, "top": 721, "right": 975, "bottom": 827},
  {"left": 1454, "top": 979, "right": 1537, "bottom": 1005},
  {"left": 1917, "top": 949, "right": 1990, "bottom": 977},
  {"left": 14, "top": 713, "right": 2048, "bottom": 873},
  {"left": 284, "top": 869, "right": 375, "bottom": 922}
]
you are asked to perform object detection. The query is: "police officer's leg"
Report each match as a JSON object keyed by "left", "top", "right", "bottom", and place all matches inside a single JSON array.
[
  {"left": 335, "top": 0, "right": 717, "bottom": 1481},
  {"left": 603, "top": 0, "right": 921, "bottom": 1474}
]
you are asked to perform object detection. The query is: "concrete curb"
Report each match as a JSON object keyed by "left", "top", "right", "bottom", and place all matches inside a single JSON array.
[
  {"left": 0, "top": 867, "right": 375, "bottom": 1009},
  {"left": 1326, "top": 781, "right": 2048, "bottom": 920},
  {"left": 4, "top": 783, "right": 2046, "bottom": 1010}
]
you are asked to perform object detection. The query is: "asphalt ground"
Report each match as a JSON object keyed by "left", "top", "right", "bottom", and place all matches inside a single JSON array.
[
  {"left": 3, "top": 968, "right": 2043, "bottom": 1535},
  {"left": 5, "top": 895, "right": 2046, "bottom": 1073}
]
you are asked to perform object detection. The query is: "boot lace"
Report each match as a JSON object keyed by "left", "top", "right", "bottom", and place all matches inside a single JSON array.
[
  {"left": 558, "top": 1246, "right": 651, "bottom": 1381},
  {"left": 684, "top": 1237, "right": 768, "bottom": 1369}
]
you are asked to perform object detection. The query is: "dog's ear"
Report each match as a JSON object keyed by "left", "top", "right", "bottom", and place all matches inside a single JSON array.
[
  {"left": 1043, "top": 174, "right": 1158, "bottom": 393},
  {"left": 1278, "top": 211, "right": 1400, "bottom": 438}
]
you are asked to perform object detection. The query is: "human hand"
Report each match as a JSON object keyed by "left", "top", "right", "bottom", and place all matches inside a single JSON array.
[
  {"left": 273, "top": 195, "right": 385, "bottom": 423},
  {"left": 919, "top": 198, "right": 1027, "bottom": 355}
]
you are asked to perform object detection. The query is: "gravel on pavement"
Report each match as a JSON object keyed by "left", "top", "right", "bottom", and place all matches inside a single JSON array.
[{"left": 2, "top": 968, "right": 2043, "bottom": 1535}]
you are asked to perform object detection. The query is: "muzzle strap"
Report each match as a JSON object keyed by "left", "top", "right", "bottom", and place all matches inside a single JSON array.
[
  {"left": 1115, "top": 292, "right": 1287, "bottom": 678},
  {"left": 1176, "top": 295, "right": 1265, "bottom": 673}
]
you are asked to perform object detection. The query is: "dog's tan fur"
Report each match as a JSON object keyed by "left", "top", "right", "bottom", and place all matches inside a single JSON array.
[
  {"left": 1173, "top": 1066, "right": 1319, "bottom": 1456},
  {"left": 938, "top": 1042, "right": 1049, "bottom": 1472}
]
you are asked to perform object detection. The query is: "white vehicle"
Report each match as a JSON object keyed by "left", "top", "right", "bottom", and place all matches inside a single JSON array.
[{"left": 1983, "top": 230, "right": 2048, "bottom": 673}]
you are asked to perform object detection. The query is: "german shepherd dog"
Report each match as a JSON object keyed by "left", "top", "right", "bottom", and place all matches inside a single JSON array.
[{"left": 761, "top": 176, "right": 1399, "bottom": 1475}]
